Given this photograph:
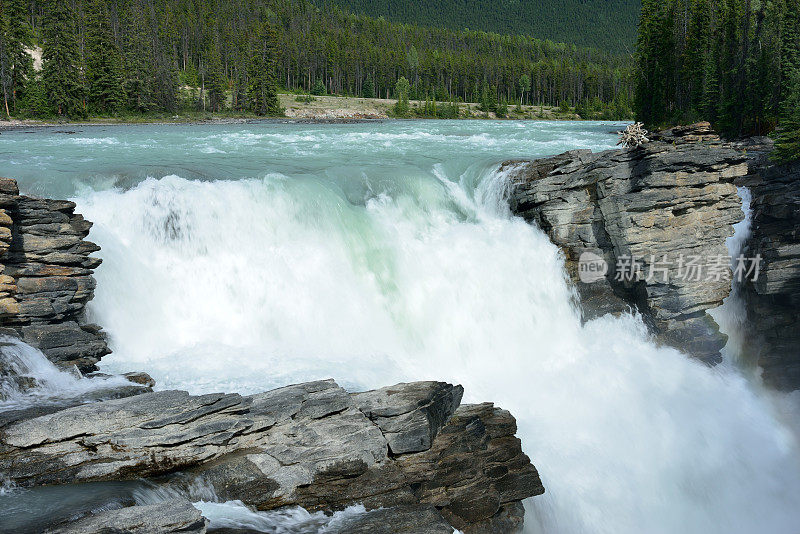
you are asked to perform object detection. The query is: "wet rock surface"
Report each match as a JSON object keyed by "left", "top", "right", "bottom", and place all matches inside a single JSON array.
[
  {"left": 0, "top": 177, "right": 108, "bottom": 371},
  {"left": 0, "top": 380, "right": 543, "bottom": 533},
  {"left": 504, "top": 124, "right": 749, "bottom": 363},
  {"left": 44, "top": 500, "right": 208, "bottom": 534}
]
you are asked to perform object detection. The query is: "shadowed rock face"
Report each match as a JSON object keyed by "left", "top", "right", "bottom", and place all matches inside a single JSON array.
[
  {"left": 741, "top": 160, "right": 800, "bottom": 390},
  {"left": 0, "top": 177, "right": 108, "bottom": 371},
  {"left": 504, "top": 125, "right": 749, "bottom": 364},
  {"left": 0, "top": 379, "right": 544, "bottom": 533}
]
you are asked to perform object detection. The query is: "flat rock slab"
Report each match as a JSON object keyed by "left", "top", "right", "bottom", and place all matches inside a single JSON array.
[
  {"left": 0, "top": 379, "right": 543, "bottom": 533},
  {"left": 329, "top": 504, "right": 456, "bottom": 533}
]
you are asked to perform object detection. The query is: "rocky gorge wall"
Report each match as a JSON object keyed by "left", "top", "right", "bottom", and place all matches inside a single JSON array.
[
  {"left": 504, "top": 123, "right": 799, "bottom": 388},
  {"left": 740, "top": 159, "right": 800, "bottom": 390},
  {"left": 0, "top": 177, "right": 109, "bottom": 371},
  {"left": 504, "top": 124, "right": 749, "bottom": 364}
]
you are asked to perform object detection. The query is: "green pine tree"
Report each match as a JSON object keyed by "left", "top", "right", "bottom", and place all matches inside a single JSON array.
[
  {"left": 311, "top": 78, "right": 326, "bottom": 95},
  {"left": 772, "top": 71, "right": 800, "bottom": 162},
  {"left": 496, "top": 96, "right": 508, "bottom": 118},
  {"left": 85, "top": 0, "right": 126, "bottom": 114},
  {"left": 41, "top": 0, "right": 86, "bottom": 118},
  {"left": 774, "top": 2, "right": 800, "bottom": 162},
  {"left": 1, "top": 0, "right": 34, "bottom": 117},
  {"left": 634, "top": 0, "right": 675, "bottom": 127},
  {"left": 19, "top": 72, "right": 50, "bottom": 117},
  {"left": 362, "top": 76, "right": 374, "bottom": 98},
  {"left": 685, "top": 0, "right": 712, "bottom": 116},
  {"left": 120, "top": 1, "right": 152, "bottom": 112},
  {"left": 518, "top": 74, "right": 530, "bottom": 105},
  {"left": 205, "top": 35, "right": 227, "bottom": 112},
  {"left": 393, "top": 76, "right": 410, "bottom": 117},
  {"left": 248, "top": 19, "right": 281, "bottom": 115}
]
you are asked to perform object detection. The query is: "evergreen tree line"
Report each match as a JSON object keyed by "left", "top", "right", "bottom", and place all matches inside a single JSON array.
[
  {"left": 270, "top": 0, "right": 632, "bottom": 111},
  {"left": 0, "top": 0, "right": 281, "bottom": 118},
  {"left": 0, "top": 0, "right": 634, "bottom": 120},
  {"left": 634, "top": 0, "right": 800, "bottom": 159},
  {"left": 311, "top": 0, "right": 641, "bottom": 55}
]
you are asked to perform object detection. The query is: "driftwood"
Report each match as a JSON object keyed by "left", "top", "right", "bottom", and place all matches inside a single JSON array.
[{"left": 617, "top": 122, "right": 649, "bottom": 148}]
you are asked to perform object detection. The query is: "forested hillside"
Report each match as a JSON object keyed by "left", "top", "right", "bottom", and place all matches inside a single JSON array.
[
  {"left": 634, "top": 0, "right": 799, "bottom": 157},
  {"left": 312, "top": 0, "right": 641, "bottom": 54},
  {"left": 0, "top": 0, "right": 634, "bottom": 120}
]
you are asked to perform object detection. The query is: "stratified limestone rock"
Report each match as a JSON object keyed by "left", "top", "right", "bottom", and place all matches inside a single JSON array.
[
  {"left": 0, "top": 380, "right": 542, "bottom": 533},
  {"left": 354, "top": 381, "right": 464, "bottom": 454},
  {"left": 44, "top": 500, "right": 208, "bottom": 534},
  {"left": 741, "top": 160, "right": 800, "bottom": 390},
  {"left": 0, "top": 177, "right": 108, "bottom": 371},
  {"left": 396, "top": 403, "right": 543, "bottom": 532},
  {"left": 505, "top": 124, "right": 749, "bottom": 363}
]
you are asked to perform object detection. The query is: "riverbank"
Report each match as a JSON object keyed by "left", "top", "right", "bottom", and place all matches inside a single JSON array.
[{"left": 0, "top": 93, "right": 578, "bottom": 129}]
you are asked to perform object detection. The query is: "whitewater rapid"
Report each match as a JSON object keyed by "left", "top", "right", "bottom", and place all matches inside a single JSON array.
[{"left": 1, "top": 121, "right": 799, "bottom": 533}]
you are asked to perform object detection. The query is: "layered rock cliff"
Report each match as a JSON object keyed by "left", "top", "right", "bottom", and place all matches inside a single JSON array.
[
  {"left": 0, "top": 379, "right": 543, "bottom": 533},
  {"left": 504, "top": 124, "right": 749, "bottom": 364},
  {"left": 0, "top": 178, "right": 108, "bottom": 371},
  {"left": 740, "top": 159, "right": 800, "bottom": 390}
]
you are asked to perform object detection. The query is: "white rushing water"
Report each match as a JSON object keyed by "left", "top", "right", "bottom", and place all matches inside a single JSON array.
[
  {"left": 1, "top": 121, "right": 799, "bottom": 533},
  {"left": 0, "top": 336, "right": 133, "bottom": 411},
  {"left": 132, "top": 478, "right": 373, "bottom": 533}
]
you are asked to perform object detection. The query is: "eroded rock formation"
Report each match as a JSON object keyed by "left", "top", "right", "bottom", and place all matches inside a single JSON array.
[
  {"left": 504, "top": 124, "right": 749, "bottom": 363},
  {"left": 0, "top": 379, "right": 544, "bottom": 533},
  {"left": 0, "top": 178, "right": 108, "bottom": 371}
]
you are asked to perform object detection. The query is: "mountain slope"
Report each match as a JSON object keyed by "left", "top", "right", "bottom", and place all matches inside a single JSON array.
[{"left": 312, "top": 0, "right": 641, "bottom": 54}]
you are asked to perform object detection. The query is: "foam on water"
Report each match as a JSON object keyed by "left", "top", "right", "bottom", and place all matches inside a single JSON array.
[
  {"left": 0, "top": 336, "right": 133, "bottom": 411},
  {"left": 0, "top": 121, "right": 798, "bottom": 533},
  {"left": 193, "top": 501, "right": 369, "bottom": 533},
  {"left": 132, "top": 477, "right": 372, "bottom": 533}
]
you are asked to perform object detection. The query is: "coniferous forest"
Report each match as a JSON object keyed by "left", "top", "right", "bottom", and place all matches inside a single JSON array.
[
  {"left": 0, "top": 0, "right": 634, "bottom": 121},
  {"left": 310, "top": 0, "right": 641, "bottom": 54},
  {"left": 0, "top": 0, "right": 797, "bottom": 158},
  {"left": 634, "top": 0, "right": 800, "bottom": 159}
]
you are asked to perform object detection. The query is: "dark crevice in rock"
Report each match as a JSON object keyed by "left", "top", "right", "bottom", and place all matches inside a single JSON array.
[{"left": 739, "top": 158, "right": 800, "bottom": 390}]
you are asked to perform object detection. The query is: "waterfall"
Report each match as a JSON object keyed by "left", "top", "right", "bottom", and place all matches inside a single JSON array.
[
  {"left": 75, "top": 165, "right": 800, "bottom": 534},
  {"left": 1, "top": 121, "right": 798, "bottom": 533}
]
